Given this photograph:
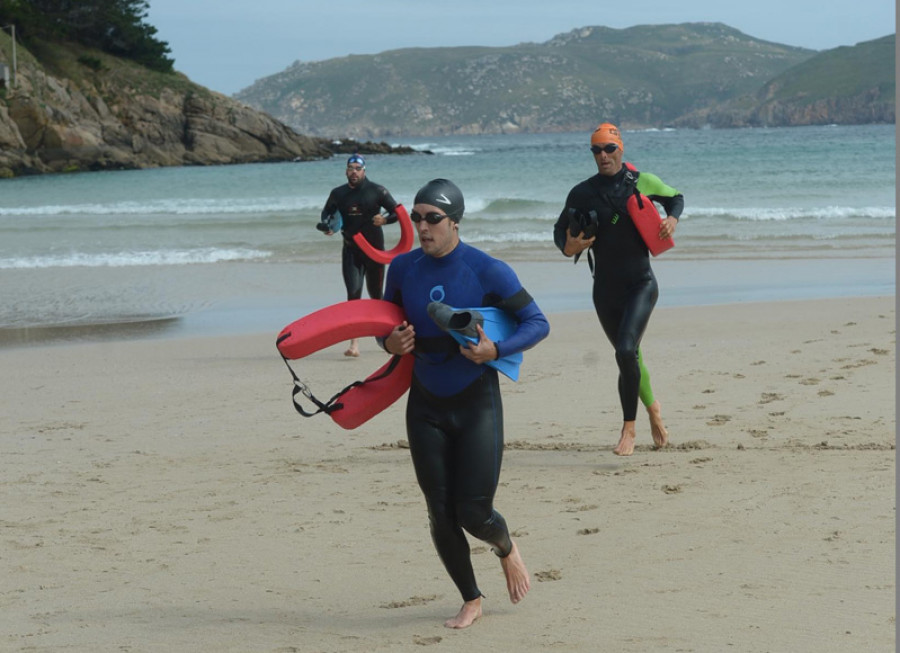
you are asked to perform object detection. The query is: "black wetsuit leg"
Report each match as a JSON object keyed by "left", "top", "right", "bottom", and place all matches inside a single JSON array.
[
  {"left": 405, "top": 370, "right": 512, "bottom": 602},
  {"left": 593, "top": 271, "right": 659, "bottom": 421},
  {"left": 341, "top": 243, "right": 384, "bottom": 300}
]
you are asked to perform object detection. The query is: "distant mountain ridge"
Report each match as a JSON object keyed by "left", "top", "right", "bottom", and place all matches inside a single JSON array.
[{"left": 235, "top": 23, "right": 895, "bottom": 137}]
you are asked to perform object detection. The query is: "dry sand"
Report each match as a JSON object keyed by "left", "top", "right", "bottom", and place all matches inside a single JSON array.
[{"left": 1, "top": 296, "right": 894, "bottom": 652}]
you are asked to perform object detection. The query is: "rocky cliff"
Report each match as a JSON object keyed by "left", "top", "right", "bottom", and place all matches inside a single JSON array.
[{"left": 0, "top": 36, "right": 399, "bottom": 177}]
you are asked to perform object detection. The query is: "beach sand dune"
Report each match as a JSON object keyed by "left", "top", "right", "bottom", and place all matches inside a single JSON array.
[{"left": 1, "top": 297, "right": 894, "bottom": 652}]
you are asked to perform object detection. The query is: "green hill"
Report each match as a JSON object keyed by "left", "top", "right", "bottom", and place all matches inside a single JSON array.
[
  {"left": 676, "top": 34, "right": 896, "bottom": 127},
  {"left": 235, "top": 22, "right": 819, "bottom": 137}
]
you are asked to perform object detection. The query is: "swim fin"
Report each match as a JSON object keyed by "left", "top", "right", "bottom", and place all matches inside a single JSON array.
[
  {"left": 426, "top": 302, "right": 523, "bottom": 381},
  {"left": 317, "top": 210, "right": 343, "bottom": 233}
]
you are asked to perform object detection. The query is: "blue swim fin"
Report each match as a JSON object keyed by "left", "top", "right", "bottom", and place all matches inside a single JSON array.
[
  {"left": 426, "top": 302, "right": 523, "bottom": 381},
  {"left": 317, "top": 210, "right": 343, "bottom": 233}
]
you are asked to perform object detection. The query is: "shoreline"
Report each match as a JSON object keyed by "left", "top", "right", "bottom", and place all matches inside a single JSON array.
[
  {"left": 1, "top": 294, "right": 894, "bottom": 652},
  {"left": 0, "top": 256, "right": 895, "bottom": 349}
]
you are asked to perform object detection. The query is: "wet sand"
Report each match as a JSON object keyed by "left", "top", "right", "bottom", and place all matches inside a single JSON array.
[{"left": 0, "top": 295, "right": 894, "bottom": 652}]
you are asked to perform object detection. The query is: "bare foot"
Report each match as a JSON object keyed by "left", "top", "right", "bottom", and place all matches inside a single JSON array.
[
  {"left": 499, "top": 540, "right": 530, "bottom": 604},
  {"left": 647, "top": 400, "right": 669, "bottom": 448},
  {"left": 613, "top": 422, "right": 636, "bottom": 456},
  {"left": 444, "top": 597, "right": 482, "bottom": 629},
  {"left": 343, "top": 338, "right": 360, "bottom": 357}
]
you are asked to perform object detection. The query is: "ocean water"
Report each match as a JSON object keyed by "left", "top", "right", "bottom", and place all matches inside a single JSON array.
[{"left": 0, "top": 124, "right": 895, "bottom": 343}]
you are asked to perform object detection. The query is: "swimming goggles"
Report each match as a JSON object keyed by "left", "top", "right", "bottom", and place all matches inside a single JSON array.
[
  {"left": 590, "top": 143, "right": 619, "bottom": 154},
  {"left": 410, "top": 211, "right": 450, "bottom": 224}
]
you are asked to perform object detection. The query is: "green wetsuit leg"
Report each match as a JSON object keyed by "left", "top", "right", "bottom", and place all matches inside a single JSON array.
[{"left": 638, "top": 347, "right": 655, "bottom": 407}]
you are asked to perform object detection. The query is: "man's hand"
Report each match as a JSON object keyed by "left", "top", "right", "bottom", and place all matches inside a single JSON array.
[
  {"left": 459, "top": 324, "right": 498, "bottom": 365},
  {"left": 384, "top": 321, "right": 415, "bottom": 355},
  {"left": 563, "top": 230, "right": 595, "bottom": 257},
  {"left": 659, "top": 216, "right": 677, "bottom": 240}
]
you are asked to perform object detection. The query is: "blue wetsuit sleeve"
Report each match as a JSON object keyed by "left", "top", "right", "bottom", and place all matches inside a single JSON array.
[
  {"left": 496, "top": 301, "right": 549, "bottom": 360},
  {"left": 377, "top": 257, "right": 407, "bottom": 350},
  {"left": 484, "top": 259, "right": 550, "bottom": 359}
]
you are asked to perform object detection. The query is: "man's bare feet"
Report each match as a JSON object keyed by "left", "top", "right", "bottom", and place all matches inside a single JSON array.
[
  {"left": 613, "top": 422, "right": 637, "bottom": 456},
  {"left": 343, "top": 338, "right": 360, "bottom": 357},
  {"left": 444, "top": 597, "right": 482, "bottom": 629},
  {"left": 647, "top": 400, "right": 669, "bottom": 448},
  {"left": 499, "top": 540, "right": 530, "bottom": 604}
]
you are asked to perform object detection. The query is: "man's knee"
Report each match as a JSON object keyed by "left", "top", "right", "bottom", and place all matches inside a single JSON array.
[{"left": 455, "top": 500, "right": 495, "bottom": 538}]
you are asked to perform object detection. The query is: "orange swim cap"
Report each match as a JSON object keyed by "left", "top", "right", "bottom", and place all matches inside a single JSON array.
[{"left": 590, "top": 123, "right": 624, "bottom": 151}]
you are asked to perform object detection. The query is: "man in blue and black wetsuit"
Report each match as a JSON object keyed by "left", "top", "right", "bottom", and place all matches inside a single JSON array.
[
  {"left": 319, "top": 154, "right": 399, "bottom": 356},
  {"left": 382, "top": 179, "right": 550, "bottom": 629},
  {"left": 554, "top": 123, "right": 684, "bottom": 456}
]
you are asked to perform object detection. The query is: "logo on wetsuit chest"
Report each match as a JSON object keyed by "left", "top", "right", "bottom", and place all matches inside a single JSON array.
[
  {"left": 429, "top": 285, "right": 446, "bottom": 303},
  {"left": 611, "top": 213, "right": 620, "bottom": 225}
]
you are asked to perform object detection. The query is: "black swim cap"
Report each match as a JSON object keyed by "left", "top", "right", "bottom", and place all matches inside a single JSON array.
[{"left": 413, "top": 178, "right": 465, "bottom": 222}]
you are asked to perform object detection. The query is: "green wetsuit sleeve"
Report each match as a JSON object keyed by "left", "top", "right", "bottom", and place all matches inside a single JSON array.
[{"left": 636, "top": 172, "right": 684, "bottom": 220}]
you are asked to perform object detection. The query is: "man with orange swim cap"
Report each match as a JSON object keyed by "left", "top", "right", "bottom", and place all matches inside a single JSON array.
[
  {"left": 553, "top": 122, "right": 684, "bottom": 456},
  {"left": 590, "top": 122, "right": 624, "bottom": 151}
]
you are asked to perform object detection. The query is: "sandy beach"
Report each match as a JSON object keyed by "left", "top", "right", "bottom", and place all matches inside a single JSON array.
[{"left": 1, "top": 295, "right": 894, "bottom": 652}]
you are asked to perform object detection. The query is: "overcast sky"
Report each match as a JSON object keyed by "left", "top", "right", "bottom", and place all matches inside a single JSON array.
[{"left": 146, "top": 0, "right": 896, "bottom": 96}]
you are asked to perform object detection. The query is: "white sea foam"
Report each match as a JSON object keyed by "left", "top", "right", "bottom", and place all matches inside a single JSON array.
[
  {"left": 0, "top": 198, "right": 322, "bottom": 217},
  {"left": 0, "top": 247, "right": 268, "bottom": 269}
]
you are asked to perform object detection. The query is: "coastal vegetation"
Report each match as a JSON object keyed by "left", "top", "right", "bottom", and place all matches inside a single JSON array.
[
  {"left": 0, "top": 10, "right": 893, "bottom": 176},
  {"left": 236, "top": 24, "right": 895, "bottom": 137},
  {"left": 0, "top": 0, "right": 173, "bottom": 72}
]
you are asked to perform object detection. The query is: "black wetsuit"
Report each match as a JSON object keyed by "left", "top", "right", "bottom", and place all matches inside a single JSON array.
[
  {"left": 554, "top": 165, "right": 683, "bottom": 421},
  {"left": 320, "top": 178, "right": 398, "bottom": 300},
  {"left": 384, "top": 242, "right": 550, "bottom": 601}
]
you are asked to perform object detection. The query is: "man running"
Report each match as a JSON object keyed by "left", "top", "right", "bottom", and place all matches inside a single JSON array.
[
  {"left": 319, "top": 154, "right": 399, "bottom": 356},
  {"left": 554, "top": 123, "right": 683, "bottom": 455},
  {"left": 383, "top": 179, "right": 550, "bottom": 627}
]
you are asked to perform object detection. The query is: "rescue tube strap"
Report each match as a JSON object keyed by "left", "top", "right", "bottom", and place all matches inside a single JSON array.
[{"left": 281, "top": 353, "right": 404, "bottom": 418}]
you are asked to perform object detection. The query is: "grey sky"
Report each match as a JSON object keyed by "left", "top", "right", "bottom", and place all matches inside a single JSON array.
[{"left": 146, "top": 0, "right": 896, "bottom": 96}]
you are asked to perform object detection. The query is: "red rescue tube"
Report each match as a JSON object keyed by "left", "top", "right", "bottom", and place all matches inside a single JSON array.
[
  {"left": 330, "top": 354, "right": 414, "bottom": 429},
  {"left": 352, "top": 204, "right": 414, "bottom": 265},
  {"left": 626, "top": 193, "right": 674, "bottom": 257},
  {"left": 276, "top": 299, "right": 413, "bottom": 429},
  {"left": 624, "top": 162, "right": 674, "bottom": 257}
]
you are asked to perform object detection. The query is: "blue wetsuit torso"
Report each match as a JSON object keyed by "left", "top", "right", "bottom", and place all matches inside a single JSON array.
[{"left": 384, "top": 241, "right": 549, "bottom": 396}]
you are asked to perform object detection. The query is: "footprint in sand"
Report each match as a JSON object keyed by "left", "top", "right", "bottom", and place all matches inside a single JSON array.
[
  {"left": 535, "top": 569, "right": 562, "bottom": 582},
  {"left": 381, "top": 595, "right": 440, "bottom": 609},
  {"left": 841, "top": 359, "right": 877, "bottom": 369},
  {"left": 706, "top": 414, "right": 731, "bottom": 426},
  {"left": 758, "top": 393, "right": 783, "bottom": 404}
]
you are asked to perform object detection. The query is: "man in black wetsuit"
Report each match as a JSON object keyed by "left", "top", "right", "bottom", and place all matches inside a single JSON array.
[
  {"left": 554, "top": 123, "right": 684, "bottom": 456},
  {"left": 319, "top": 154, "right": 399, "bottom": 356}
]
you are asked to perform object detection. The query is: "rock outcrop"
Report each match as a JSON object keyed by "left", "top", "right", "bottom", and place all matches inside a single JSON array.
[
  {"left": 0, "top": 38, "right": 419, "bottom": 177},
  {"left": 0, "top": 51, "right": 334, "bottom": 177}
]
